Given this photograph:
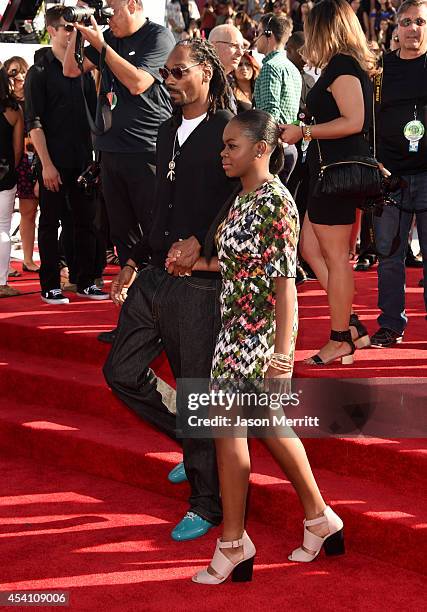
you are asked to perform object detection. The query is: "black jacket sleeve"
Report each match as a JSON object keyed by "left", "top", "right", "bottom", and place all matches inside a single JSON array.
[{"left": 24, "top": 64, "right": 46, "bottom": 133}]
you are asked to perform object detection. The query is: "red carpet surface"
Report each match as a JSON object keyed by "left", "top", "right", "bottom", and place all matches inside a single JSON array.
[{"left": 0, "top": 263, "right": 426, "bottom": 610}]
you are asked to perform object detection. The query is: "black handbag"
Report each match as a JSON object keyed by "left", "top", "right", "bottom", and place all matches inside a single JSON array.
[
  {"left": 313, "top": 91, "right": 383, "bottom": 204},
  {"left": 314, "top": 151, "right": 382, "bottom": 199}
]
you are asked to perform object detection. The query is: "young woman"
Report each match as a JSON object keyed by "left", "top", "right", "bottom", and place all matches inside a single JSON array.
[
  {"left": 0, "top": 66, "right": 24, "bottom": 297},
  {"left": 4, "top": 56, "right": 39, "bottom": 273},
  {"left": 168, "top": 110, "right": 344, "bottom": 585},
  {"left": 281, "top": 0, "right": 377, "bottom": 366},
  {"left": 231, "top": 51, "right": 260, "bottom": 107}
]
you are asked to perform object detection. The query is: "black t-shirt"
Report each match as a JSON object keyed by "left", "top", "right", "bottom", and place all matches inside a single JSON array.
[
  {"left": 85, "top": 20, "right": 175, "bottom": 157},
  {"left": 24, "top": 49, "right": 96, "bottom": 169},
  {"left": 306, "top": 54, "right": 372, "bottom": 166},
  {"left": 377, "top": 51, "right": 427, "bottom": 175}
]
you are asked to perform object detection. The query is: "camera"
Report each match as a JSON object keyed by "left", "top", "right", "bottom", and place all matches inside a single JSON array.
[
  {"left": 364, "top": 174, "right": 407, "bottom": 215},
  {"left": 77, "top": 162, "right": 101, "bottom": 196},
  {"left": 63, "top": 1, "right": 114, "bottom": 26}
]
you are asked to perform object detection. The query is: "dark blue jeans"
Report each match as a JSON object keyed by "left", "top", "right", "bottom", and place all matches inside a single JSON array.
[
  {"left": 374, "top": 171, "right": 427, "bottom": 333},
  {"left": 103, "top": 266, "right": 222, "bottom": 525}
]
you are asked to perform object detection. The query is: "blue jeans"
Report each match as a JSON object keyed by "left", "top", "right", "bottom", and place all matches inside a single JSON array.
[{"left": 374, "top": 171, "right": 427, "bottom": 333}]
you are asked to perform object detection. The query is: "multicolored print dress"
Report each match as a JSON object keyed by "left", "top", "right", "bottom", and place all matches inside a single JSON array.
[{"left": 211, "top": 176, "right": 300, "bottom": 379}]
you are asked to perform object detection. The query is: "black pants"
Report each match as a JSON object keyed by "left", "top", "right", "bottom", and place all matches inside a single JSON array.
[
  {"left": 100, "top": 152, "right": 155, "bottom": 266},
  {"left": 103, "top": 266, "right": 222, "bottom": 525},
  {"left": 38, "top": 166, "right": 96, "bottom": 292}
]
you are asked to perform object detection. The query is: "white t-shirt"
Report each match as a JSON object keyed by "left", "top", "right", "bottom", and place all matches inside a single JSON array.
[{"left": 177, "top": 113, "right": 207, "bottom": 146}]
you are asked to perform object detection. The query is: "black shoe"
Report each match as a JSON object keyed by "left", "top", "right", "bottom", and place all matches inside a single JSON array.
[
  {"left": 22, "top": 264, "right": 40, "bottom": 273},
  {"left": 354, "top": 254, "right": 377, "bottom": 272},
  {"left": 77, "top": 284, "right": 110, "bottom": 300},
  {"left": 302, "top": 263, "right": 317, "bottom": 280},
  {"left": 41, "top": 289, "right": 69, "bottom": 305},
  {"left": 370, "top": 327, "right": 403, "bottom": 348},
  {"left": 405, "top": 251, "right": 423, "bottom": 268},
  {"left": 97, "top": 329, "right": 117, "bottom": 343},
  {"left": 296, "top": 264, "right": 307, "bottom": 286}
]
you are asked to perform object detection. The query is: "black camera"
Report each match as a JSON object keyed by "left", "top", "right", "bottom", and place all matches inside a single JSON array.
[
  {"left": 364, "top": 174, "right": 407, "bottom": 215},
  {"left": 77, "top": 162, "right": 101, "bottom": 196},
  {"left": 63, "top": 1, "right": 114, "bottom": 26}
]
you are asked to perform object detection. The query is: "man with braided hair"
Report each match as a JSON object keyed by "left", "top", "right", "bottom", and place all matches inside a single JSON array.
[{"left": 104, "top": 39, "right": 238, "bottom": 541}]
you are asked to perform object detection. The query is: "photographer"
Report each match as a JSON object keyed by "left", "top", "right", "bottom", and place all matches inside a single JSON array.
[
  {"left": 63, "top": 0, "right": 175, "bottom": 274},
  {"left": 371, "top": 0, "right": 427, "bottom": 347},
  {"left": 25, "top": 5, "right": 108, "bottom": 304}
]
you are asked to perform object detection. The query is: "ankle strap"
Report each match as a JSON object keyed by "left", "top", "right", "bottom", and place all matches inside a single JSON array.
[
  {"left": 304, "top": 515, "right": 328, "bottom": 527},
  {"left": 330, "top": 329, "right": 355, "bottom": 352},
  {"left": 218, "top": 534, "right": 245, "bottom": 548}
]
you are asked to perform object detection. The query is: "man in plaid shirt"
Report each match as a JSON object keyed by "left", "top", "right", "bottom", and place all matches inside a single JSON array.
[{"left": 254, "top": 13, "right": 302, "bottom": 181}]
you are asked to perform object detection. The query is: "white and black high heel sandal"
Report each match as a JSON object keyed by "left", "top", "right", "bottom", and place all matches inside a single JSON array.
[
  {"left": 192, "top": 531, "right": 256, "bottom": 585},
  {"left": 288, "top": 506, "right": 345, "bottom": 562}
]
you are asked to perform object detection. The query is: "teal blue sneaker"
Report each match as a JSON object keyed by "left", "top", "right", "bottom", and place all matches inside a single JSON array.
[
  {"left": 168, "top": 461, "right": 187, "bottom": 484},
  {"left": 171, "top": 512, "right": 214, "bottom": 541}
]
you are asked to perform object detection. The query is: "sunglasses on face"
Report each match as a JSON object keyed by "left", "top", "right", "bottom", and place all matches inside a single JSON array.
[
  {"left": 7, "top": 68, "right": 23, "bottom": 78},
  {"left": 159, "top": 62, "right": 201, "bottom": 80},
  {"left": 55, "top": 24, "right": 74, "bottom": 32},
  {"left": 398, "top": 17, "right": 427, "bottom": 27}
]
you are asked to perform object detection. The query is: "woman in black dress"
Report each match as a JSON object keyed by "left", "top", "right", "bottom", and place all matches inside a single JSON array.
[{"left": 281, "top": 0, "right": 377, "bottom": 366}]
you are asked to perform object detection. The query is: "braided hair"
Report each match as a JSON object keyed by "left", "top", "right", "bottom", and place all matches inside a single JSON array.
[{"left": 173, "top": 38, "right": 235, "bottom": 121}]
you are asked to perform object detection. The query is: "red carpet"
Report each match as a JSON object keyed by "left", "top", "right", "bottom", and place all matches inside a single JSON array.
[{"left": 0, "top": 263, "right": 426, "bottom": 609}]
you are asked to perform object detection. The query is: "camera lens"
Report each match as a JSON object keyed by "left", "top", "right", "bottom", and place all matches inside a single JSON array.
[{"left": 63, "top": 6, "right": 95, "bottom": 23}]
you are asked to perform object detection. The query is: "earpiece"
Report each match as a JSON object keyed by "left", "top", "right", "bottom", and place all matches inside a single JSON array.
[{"left": 263, "top": 16, "right": 273, "bottom": 39}]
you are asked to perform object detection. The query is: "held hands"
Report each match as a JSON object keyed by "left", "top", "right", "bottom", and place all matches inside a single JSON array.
[
  {"left": 279, "top": 124, "right": 303, "bottom": 146},
  {"left": 74, "top": 16, "right": 105, "bottom": 52},
  {"left": 110, "top": 265, "right": 136, "bottom": 306},
  {"left": 165, "top": 236, "right": 201, "bottom": 277}
]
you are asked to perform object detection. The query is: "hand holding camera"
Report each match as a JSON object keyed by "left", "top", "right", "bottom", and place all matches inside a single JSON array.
[{"left": 63, "top": 0, "right": 113, "bottom": 51}]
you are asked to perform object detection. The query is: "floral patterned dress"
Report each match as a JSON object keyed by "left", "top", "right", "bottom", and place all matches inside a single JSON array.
[{"left": 211, "top": 176, "right": 300, "bottom": 379}]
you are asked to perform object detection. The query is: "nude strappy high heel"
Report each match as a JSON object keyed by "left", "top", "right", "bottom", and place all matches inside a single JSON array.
[
  {"left": 192, "top": 531, "right": 256, "bottom": 585},
  {"left": 288, "top": 506, "right": 345, "bottom": 562}
]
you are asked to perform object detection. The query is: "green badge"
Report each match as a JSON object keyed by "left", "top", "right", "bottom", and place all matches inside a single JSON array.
[
  {"left": 403, "top": 120, "right": 424, "bottom": 153},
  {"left": 403, "top": 120, "right": 425, "bottom": 141}
]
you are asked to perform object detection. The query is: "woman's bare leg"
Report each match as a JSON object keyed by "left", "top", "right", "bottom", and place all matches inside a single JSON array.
[
  {"left": 19, "top": 198, "right": 38, "bottom": 269},
  {"left": 299, "top": 214, "right": 328, "bottom": 292}
]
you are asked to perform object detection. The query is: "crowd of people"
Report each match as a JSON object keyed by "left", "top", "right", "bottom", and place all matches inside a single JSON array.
[{"left": 1, "top": 0, "right": 426, "bottom": 585}]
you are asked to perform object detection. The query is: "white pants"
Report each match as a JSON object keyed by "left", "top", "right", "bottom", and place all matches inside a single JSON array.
[{"left": 0, "top": 185, "right": 17, "bottom": 285}]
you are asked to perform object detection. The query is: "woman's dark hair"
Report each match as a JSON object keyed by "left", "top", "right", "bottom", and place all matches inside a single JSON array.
[
  {"left": 204, "top": 110, "right": 284, "bottom": 259},
  {"left": 173, "top": 38, "right": 234, "bottom": 122},
  {"left": 233, "top": 109, "right": 285, "bottom": 174},
  {"left": 0, "top": 66, "right": 18, "bottom": 111}
]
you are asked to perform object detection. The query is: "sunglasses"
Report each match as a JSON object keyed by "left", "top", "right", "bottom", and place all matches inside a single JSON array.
[
  {"left": 159, "top": 62, "right": 201, "bottom": 80},
  {"left": 398, "top": 17, "right": 427, "bottom": 27},
  {"left": 7, "top": 68, "right": 23, "bottom": 78},
  {"left": 55, "top": 24, "right": 74, "bottom": 32}
]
